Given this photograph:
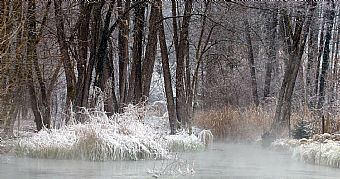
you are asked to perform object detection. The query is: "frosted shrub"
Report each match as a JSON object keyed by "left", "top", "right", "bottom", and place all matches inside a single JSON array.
[
  {"left": 198, "top": 130, "right": 213, "bottom": 147},
  {"left": 15, "top": 105, "right": 211, "bottom": 161},
  {"left": 272, "top": 136, "right": 340, "bottom": 168},
  {"left": 293, "top": 141, "right": 340, "bottom": 168},
  {"left": 165, "top": 134, "right": 204, "bottom": 152}
]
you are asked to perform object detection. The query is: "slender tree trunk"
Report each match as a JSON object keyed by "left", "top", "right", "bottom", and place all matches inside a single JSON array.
[
  {"left": 142, "top": 2, "right": 160, "bottom": 99},
  {"left": 333, "top": 9, "right": 340, "bottom": 107},
  {"left": 317, "top": 0, "right": 335, "bottom": 133},
  {"left": 317, "top": 0, "right": 335, "bottom": 110},
  {"left": 95, "top": 1, "right": 114, "bottom": 92},
  {"left": 75, "top": 2, "right": 92, "bottom": 111},
  {"left": 314, "top": 21, "right": 325, "bottom": 98},
  {"left": 118, "top": 0, "right": 130, "bottom": 109},
  {"left": 54, "top": 0, "right": 76, "bottom": 113},
  {"left": 28, "top": 0, "right": 51, "bottom": 130},
  {"left": 158, "top": 0, "right": 177, "bottom": 134},
  {"left": 128, "top": 1, "right": 145, "bottom": 103},
  {"left": 264, "top": 10, "right": 278, "bottom": 99},
  {"left": 171, "top": 0, "right": 179, "bottom": 60},
  {"left": 84, "top": 2, "right": 104, "bottom": 109},
  {"left": 245, "top": 19, "right": 260, "bottom": 106},
  {"left": 176, "top": 0, "right": 192, "bottom": 129},
  {"left": 306, "top": 10, "right": 319, "bottom": 103}
]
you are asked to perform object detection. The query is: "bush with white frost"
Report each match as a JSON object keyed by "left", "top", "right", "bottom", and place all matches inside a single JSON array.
[
  {"left": 271, "top": 134, "right": 340, "bottom": 168},
  {"left": 292, "top": 141, "right": 340, "bottom": 168},
  {"left": 15, "top": 105, "right": 212, "bottom": 161}
]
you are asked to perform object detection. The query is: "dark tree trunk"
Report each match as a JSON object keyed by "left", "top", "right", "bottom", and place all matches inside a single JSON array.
[
  {"left": 85, "top": 2, "right": 104, "bottom": 109},
  {"left": 171, "top": 0, "right": 180, "bottom": 60},
  {"left": 94, "top": 1, "right": 117, "bottom": 115},
  {"left": 54, "top": 0, "right": 77, "bottom": 112},
  {"left": 95, "top": 1, "right": 114, "bottom": 92},
  {"left": 317, "top": 0, "right": 335, "bottom": 110},
  {"left": 128, "top": 1, "right": 145, "bottom": 103},
  {"left": 245, "top": 19, "right": 260, "bottom": 106},
  {"left": 317, "top": 0, "right": 335, "bottom": 132},
  {"left": 27, "top": 0, "right": 51, "bottom": 130},
  {"left": 263, "top": 10, "right": 278, "bottom": 99},
  {"left": 75, "top": 2, "right": 92, "bottom": 112},
  {"left": 142, "top": 2, "right": 160, "bottom": 99},
  {"left": 268, "top": 2, "right": 316, "bottom": 140},
  {"left": 176, "top": 0, "right": 193, "bottom": 129},
  {"left": 118, "top": 0, "right": 130, "bottom": 109},
  {"left": 108, "top": 39, "right": 119, "bottom": 113},
  {"left": 158, "top": 0, "right": 177, "bottom": 134}
]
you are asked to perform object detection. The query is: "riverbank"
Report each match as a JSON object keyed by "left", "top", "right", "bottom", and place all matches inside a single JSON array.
[
  {"left": 5, "top": 105, "right": 213, "bottom": 161},
  {"left": 271, "top": 134, "right": 340, "bottom": 168}
]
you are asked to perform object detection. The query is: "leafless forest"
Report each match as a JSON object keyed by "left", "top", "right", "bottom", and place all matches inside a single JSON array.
[{"left": 0, "top": 0, "right": 339, "bottom": 141}]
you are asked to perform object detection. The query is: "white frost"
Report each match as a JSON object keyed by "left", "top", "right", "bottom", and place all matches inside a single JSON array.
[
  {"left": 271, "top": 134, "right": 340, "bottom": 168},
  {"left": 15, "top": 105, "right": 212, "bottom": 161}
]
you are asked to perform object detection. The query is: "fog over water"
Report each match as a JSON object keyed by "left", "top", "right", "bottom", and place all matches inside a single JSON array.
[{"left": 1, "top": 143, "right": 339, "bottom": 179}]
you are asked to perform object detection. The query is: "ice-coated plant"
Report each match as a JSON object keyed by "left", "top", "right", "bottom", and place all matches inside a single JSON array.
[
  {"left": 15, "top": 105, "right": 212, "bottom": 161},
  {"left": 198, "top": 130, "right": 214, "bottom": 147}
]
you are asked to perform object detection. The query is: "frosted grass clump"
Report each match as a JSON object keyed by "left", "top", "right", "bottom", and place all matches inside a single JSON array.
[
  {"left": 270, "top": 138, "right": 300, "bottom": 152},
  {"left": 198, "top": 130, "right": 213, "bottom": 147},
  {"left": 15, "top": 105, "right": 211, "bottom": 161},
  {"left": 16, "top": 123, "right": 167, "bottom": 161},
  {"left": 271, "top": 137, "right": 340, "bottom": 168},
  {"left": 292, "top": 141, "right": 340, "bottom": 168},
  {"left": 165, "top": 134, "right": 204, "bottom": 152}
]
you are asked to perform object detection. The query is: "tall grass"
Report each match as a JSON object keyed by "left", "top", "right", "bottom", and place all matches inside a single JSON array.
[
  {"left": 194, "top": 105, "right": 340, "bottom": 141},
  {"left": 194, "top": 106, "right": 273, "bottom": 141}
]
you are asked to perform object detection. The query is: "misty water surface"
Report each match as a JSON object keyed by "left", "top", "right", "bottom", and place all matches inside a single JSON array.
[{"left": 0, "top": 143, "right": 339, "bottom": 179}]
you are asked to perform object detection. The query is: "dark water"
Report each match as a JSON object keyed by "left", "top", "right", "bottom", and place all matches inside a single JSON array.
[{"left": 0, "top": 143, "right": 339, "bottom": 179}]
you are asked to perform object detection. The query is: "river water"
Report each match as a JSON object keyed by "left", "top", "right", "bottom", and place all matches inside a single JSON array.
[{"left": 0, "top": 143, "right": 339, "bottom": 179}]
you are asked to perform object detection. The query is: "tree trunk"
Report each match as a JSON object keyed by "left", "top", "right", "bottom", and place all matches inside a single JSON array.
[
  {"left": 142, "top": 2, "right": 160, "bottom": 99},
  {"left": 27, "top": 0, "right": 51, "bottom": 130},
  {"left": 95, "top": 1, "right": 114, "bottom": 92},
  {"left": 317, "top": 0, "right": 335, "bottom": 110},
  {"left": 171, "top": 0, "right": 179, "bottom": 60},
  {"left": 314, "top": 20, "right": 325, "bottom": 99},
  {"left": 245, "top": 19, "right": 260, "bottom": 106},
  {"left": 128, "top": 1, "right": 145, "bottom": 103},
  {"left": 158, "top": 0, "right": 177, "bottom": 134},
  {"left": 54, "top": 0, "right": 76, "bottom": 116},
  {"left": 75, "top": 2, "right": 92, "bottom": 111},
  {"left": 84, "top": 2, "right": 104, "bottom": 109},
  {"left": 263, "top": 10, "right": 278, "bottom": 99},
  {"left": 176, "top": 0, "right": 192, "bottom": 129},
  {"left": 268, "top": 2, "right": 316, "bottom": 140},
  {"left": 118, "top": 0, "right": 130, "bottom": 109}
]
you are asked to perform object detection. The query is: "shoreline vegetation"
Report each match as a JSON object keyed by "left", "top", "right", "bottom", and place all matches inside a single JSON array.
[
  {"left": 2, "top": 105, "right": 213, "bottom": 161},
  {"left": 0, "top": 105, "right": 339, "bottom": 169},
  {"left": 0, "top": 105, "right": 340, "bottom": 171},
  {"left": 271, "top": 134, "right": 340, "bottom": 168}
]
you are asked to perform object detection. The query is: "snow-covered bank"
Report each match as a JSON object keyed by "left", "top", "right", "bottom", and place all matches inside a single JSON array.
[
  {"left": 14, "top": 106, "right": 213, "bottom": 161},
  {"left": 271, "top": 134, "right": 340, "bottom": 168}
]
